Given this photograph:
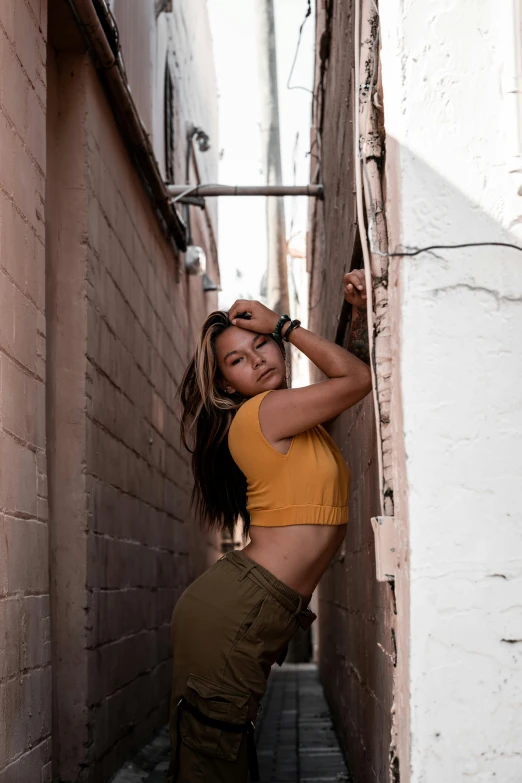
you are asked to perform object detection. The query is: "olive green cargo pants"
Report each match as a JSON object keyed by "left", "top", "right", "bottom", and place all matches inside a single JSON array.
[{"left": 166, "top": 549, "right": 317, "bottom": 783}]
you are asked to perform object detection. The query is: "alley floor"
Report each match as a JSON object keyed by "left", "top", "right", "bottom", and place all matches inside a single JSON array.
[{"left": 112, "top": 663, "right": 352, "bottom": 783}]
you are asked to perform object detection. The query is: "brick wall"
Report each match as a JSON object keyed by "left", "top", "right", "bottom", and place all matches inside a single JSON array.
[
  {"left": 0, "top": 1, "right": 51, "bottom": 780},
  {"left": 308, "top": 2, "right": 395, "bottom": 781},
  {"left": 1, "top": 0, "right": 220, "bottom": 780},
  {"left": 45, "top": 22, "right": 220, "bottom": 779},
  {"left": 83, "top": 56, "right": 220, "bottom": 779}
]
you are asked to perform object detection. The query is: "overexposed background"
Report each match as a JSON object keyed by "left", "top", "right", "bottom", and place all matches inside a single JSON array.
[{"left": 207, "top": 0, "right": 315, "bottom": 314}]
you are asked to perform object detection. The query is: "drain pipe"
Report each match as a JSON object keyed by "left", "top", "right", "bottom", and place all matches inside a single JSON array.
[{"left": 66, "top": 0, "right": 187, "bottom": 253}]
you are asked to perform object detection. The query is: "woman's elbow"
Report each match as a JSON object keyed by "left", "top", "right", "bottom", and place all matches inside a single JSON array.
[
  {"left": 358, "top": 364, "right": 372, "bottom": 398},
  {"left": 364, "top": 365, "right": 372, "bottom": 394},
  {"left": 342, "top": 365, "right": 372, "bottom": 404}
]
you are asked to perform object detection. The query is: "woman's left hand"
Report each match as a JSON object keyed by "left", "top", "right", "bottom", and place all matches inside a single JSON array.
[
  {"left": 343, "top": 269, "right": 368, "bottom": 308},
  {"left": 228, "top": 299, "right": 280, "bottom": 334}
]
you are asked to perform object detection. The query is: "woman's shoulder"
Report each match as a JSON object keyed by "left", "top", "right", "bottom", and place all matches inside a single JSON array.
[
  {"left": 229, "top": 390, "right": 272, "bottom": 441},
  {"left": 232, "top": 390, "right": 271, "bottom": 425}
]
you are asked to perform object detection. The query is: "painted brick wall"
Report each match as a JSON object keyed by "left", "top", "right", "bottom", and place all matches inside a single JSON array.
[
  {"left": 83, "top": 59, "right": 220, "bottom": 780},
  {"left": 308, "top": 2, "right": 395, "bottom": 781},
  {"left": 0, "top": 1, "right": 51, "bottom": 780},
  {"left": 43, "top": 2, "right": 220, "bottom": 781}
]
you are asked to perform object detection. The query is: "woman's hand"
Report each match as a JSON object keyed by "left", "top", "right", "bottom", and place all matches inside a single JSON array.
[
  {"left": 228, "top": 299, "right": 280, "bottom": 335},
  {"left": 343, "top": 269, "right": 368, "bottom": 309}
]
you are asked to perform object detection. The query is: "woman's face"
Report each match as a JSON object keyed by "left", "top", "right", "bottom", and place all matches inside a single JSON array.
[{"left": 215, "top": 325, "right": 286, "bottom": 398}]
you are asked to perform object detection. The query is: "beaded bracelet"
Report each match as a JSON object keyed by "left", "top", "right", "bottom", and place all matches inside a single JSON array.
[{"left": 273, "top": 314, "right": 291, "bottom": 342}]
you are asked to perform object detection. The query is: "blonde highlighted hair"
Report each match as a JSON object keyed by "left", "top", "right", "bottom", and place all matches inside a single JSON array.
[{"left": 179, "top": 311, "right": 249, "bottom": 536}]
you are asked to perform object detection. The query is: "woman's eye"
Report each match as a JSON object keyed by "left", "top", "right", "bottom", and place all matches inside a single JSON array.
[
  {"left": 231, "top": 357, "right": 242, "bottom": 365},
  {"left": 257, "top": 340, "right": 267, "bottom": 348}
]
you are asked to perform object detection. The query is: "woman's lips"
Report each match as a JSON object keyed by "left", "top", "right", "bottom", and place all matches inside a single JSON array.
[{"left": 258, "top": 367, "right": 274, "bottom": 381}]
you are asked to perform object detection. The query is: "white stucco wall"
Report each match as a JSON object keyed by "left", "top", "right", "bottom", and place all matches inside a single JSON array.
[{"left": 379, "top": 1, "right": 522, "bottom": 781}]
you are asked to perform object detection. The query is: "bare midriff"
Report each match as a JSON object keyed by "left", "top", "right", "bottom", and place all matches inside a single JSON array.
[{"left": 241, "top": 522, "right": 347, "bottom": 597}]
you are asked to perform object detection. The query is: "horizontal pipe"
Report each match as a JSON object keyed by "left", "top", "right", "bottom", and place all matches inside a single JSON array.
[{"left": 167, "top": 184, "right": 324, "bottom": 199}]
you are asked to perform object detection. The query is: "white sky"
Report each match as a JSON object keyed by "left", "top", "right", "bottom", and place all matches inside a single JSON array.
[{"left": 206, "top": 0, "right": 315, "bottom": 309}]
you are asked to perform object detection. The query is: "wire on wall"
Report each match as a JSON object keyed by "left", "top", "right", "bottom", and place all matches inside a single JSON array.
[
  {"left": 285, "top": 0, "right": 328, "bottom": 312},
  {"left": 287, "top": 0, "right": 313, "bottom": 94},
  {"left": 354, "top": 0, "right": 522, "bottom": 522},
  {"left": 382, "top": 242, "right": 522, "bottom": 258},
  {"left": 360, "top": 9, "right": 522, "bottom": 263}
]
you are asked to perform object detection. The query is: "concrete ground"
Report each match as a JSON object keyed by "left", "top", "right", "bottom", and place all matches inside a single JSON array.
[{"left": 111, "top": 663, "right": 352, "bottom": 783}]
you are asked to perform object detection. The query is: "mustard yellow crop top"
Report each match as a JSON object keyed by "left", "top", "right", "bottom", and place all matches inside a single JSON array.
[{"left": 228, "top": 390, "right": 350, "bottom": 527}]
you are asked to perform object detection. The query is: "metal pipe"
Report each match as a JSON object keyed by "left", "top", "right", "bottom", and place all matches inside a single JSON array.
[
  {"left": 67, "top": 0, "right": 187, "bottom": 253},
  {"left": 167, "top": 184, "right": 324, "bottom": 198},
  {"left": 184, "top": 130, "right": 195, "bottom": 244},
  {"left": 70, "top": 0, "right": 115, "bottom": 68}
]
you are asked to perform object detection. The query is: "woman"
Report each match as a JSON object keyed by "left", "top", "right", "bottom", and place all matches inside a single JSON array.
[{"left": 167, "top": 270, "right": 371, "bottom": 783}]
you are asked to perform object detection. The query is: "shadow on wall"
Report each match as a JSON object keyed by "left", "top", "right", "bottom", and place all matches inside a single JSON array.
[
  {"left": 386, "top": 142, "right": 522, "bottom": 783},
  {"left": 318, "top": 142, "right": 522, "bottom": 783}
]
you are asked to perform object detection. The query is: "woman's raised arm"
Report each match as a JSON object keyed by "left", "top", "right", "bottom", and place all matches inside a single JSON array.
[
  {"left": 259, "top": 324, "right": 371, "bottom": 443},
  {"left": 228, "top": 272, "right": 371, "bottom": 446}
]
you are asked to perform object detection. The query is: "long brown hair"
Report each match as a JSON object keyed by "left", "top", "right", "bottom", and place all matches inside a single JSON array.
[{"left": 179, "top": 311, "right": 250, "bottom": 537}]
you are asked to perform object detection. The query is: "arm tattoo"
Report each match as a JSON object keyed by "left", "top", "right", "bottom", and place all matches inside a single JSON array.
[{"left": 347, "top": 306, "right": 370, "bottom": 365}]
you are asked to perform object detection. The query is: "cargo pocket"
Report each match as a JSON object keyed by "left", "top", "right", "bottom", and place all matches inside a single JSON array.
[
  {"left": 232, "top": 596, "right": 268, "bottom": 648},
  {"left": 179, "top": 673, "right": 250, "bottom": 762}
]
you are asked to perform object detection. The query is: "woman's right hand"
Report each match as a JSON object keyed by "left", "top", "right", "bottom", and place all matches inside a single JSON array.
[
  {"left": 343, "top": 269, "right": 367, "bottom": 308},
  {"left": 228, "top": 299, "right": 280, "bottom": 335}
]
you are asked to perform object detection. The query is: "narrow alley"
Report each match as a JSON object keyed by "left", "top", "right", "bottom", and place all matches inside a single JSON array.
[
  {"left": 113, "top": 665, "right": 351, "bottom": 783},
  {"left": 1, "top": 1, "right": 520, "bottom": 783}
]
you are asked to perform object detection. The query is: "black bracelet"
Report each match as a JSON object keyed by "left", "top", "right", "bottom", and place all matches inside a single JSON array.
[
  {"left": 273, "top": 314, "right": 291, "bottom": 341},
  {"left": 283, "top": 319, "right": 301, "bottom": 342}
]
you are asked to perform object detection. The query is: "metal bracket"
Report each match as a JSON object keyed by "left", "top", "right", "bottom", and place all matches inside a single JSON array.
[
  {"left": 371, "top": 516, "right": 398, "bottom": 582},
  {"left": 155, "top": 0, "right": 172, "bottom": 17}
]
